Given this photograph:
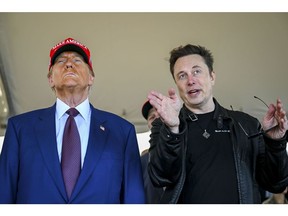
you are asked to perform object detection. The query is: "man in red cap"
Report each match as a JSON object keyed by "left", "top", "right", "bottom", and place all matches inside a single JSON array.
[{"left": 0, "top": 37, "right": 145, "bottom": 204}]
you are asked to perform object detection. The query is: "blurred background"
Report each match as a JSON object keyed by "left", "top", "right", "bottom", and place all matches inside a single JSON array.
[{"left": 0, "top": 12, "right": 287, "bottom": 135}]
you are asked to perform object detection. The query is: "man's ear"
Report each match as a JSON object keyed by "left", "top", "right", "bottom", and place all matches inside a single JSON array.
[
  {"left": 48, "top": 75, "right": 55, "bottom": 88},
  {"left": 88, "top": 73, "right": 94, "bottom": 86},
  {"left": 211, "top": 71, "right": 216, "bottom": 85}
]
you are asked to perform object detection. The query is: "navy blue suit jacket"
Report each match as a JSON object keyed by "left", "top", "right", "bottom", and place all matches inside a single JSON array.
[{"left": 0, "top": 104, "right": 145, "bottom": 204}]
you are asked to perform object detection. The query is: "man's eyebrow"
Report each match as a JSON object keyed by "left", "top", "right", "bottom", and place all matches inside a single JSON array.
[
  {"left": 192, "top": 65, "right": 201, "bottom": 69},
  {"left": 176, "top": 65, "right": 201, "bottom": 74}
]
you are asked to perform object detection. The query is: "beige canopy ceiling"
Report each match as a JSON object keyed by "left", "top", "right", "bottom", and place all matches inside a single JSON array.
[{"left": 0, "top": 13, "right": 287, "bottom": 133}]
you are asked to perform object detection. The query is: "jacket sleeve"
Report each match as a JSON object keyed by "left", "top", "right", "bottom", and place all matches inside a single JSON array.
[
  {"left": 148, "top": 118, "right": 186, "bottom": 187},
  {"left": 121, "top": 124, "right": 146, "bottom": 204},
  {"left": 0, "top": 118, "right": 19, "bottom": 203},
  {"left": 256, "top": 133, "right": 288, "bottom": 193}
]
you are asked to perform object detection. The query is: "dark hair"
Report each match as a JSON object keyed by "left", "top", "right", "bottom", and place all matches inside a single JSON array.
[{"left": 169, "top": 44, "right": 214, "bottom": 79}]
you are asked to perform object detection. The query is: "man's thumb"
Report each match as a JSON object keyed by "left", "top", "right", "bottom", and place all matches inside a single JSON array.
[{"left": 168, "top": 88, "right": 176, "bottom": 98}]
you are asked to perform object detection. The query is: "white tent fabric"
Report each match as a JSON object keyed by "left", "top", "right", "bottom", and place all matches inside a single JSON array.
[
  {"left": 136, "top": 131, "right": 150, "bottom": 154},
  {"left": 1, "top": 13, "right": 288, "bottom": 134},
  {"left": 0, "top": 136, "right": 3, "bottom": 153}
]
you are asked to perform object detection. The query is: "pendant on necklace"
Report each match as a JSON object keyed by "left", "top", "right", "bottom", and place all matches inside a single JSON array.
[{"left": 202, "top": 130, "right": 210, "bottom": 139}]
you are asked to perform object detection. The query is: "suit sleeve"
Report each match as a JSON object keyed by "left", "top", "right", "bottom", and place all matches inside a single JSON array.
[
  {"left": 0, "top": 118, "right": 19, "bottom": 203},
  {"left": 121, "top": 125, "right": 145, "bottom": 204}
]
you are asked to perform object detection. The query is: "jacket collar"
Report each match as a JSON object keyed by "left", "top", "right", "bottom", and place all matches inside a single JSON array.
[{"left": 181, "top": 97, "right": 230, "bottom": 121}]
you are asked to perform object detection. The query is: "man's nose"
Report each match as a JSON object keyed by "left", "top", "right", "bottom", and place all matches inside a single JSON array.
[
  {"left": 65, "top": 60, "right": 73, "bottom": 68},
  {"left": 187, "top": 74, "right": 195, "bottom": 85}
]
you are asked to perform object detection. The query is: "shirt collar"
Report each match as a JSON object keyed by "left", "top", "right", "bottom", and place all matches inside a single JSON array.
[{"left": 56, "top": 98, "right": 90, "bottom": 122}]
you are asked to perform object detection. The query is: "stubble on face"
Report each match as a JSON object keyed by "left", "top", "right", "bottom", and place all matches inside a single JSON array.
[{"left": 173, "top": 54, "right": 215, "bottom": 113}]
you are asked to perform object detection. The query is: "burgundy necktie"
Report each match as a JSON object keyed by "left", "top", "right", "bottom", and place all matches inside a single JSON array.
[{"left": 61, "top": 108, "right": 81, "bottom": 199}]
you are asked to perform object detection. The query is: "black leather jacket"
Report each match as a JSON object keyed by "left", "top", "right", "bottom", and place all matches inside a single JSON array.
[{"left": 148, "top": 98, "right": 288, "bottom": 204}]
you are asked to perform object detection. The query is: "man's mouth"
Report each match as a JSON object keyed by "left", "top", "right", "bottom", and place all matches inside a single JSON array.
[
  {"left": 64, "top": 72, "right": 77, "bottom": 77},
  {"left": 188, "top": 89, "right": 199, "bottom": 95}
]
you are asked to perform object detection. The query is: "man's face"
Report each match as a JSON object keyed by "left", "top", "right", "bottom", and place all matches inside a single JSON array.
[
  {"left": 48, "top": 51, "right": 94, "bottom": 91},
  {"left": 147, "top": 107, "right": 159, "bottom": 129},
  {"left": 173, "top": 54, "right": 215, "bottom": 112}
]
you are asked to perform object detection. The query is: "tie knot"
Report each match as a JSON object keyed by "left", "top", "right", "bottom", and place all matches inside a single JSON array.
[{"left": 66, "top": 108, "right": 79, "bottom": 117}]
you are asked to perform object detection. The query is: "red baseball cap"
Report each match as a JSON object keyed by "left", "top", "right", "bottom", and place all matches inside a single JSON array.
[{"left": 49, "top": 37, "right": 93, "bottom": 71}]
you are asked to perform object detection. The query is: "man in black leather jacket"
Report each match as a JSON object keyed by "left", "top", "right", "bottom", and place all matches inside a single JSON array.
[{"left": 147, "top": 44, "right": 288, "bottom": 204}]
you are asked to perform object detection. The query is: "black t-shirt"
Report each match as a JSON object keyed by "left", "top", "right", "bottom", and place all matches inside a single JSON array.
[{"left": 178, "top": 110, "right": 239, "bottom": 204}]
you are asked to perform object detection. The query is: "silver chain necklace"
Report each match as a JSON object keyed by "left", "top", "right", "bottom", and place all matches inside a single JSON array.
[{"left": 188, "top": 113, "right": 211, "bottom": 139}]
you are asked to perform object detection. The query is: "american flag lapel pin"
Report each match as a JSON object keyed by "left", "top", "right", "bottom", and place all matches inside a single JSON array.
[{"left": 100, "top": 125, "right": 105, "bottom": 131}]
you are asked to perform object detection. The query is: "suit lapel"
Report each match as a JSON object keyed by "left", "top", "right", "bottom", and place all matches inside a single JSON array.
[
  {"left": 71, "top": 106, "right": 109, "bottom": 200},
  {"left": 34, "top": 105, "right": 67, "bottom": 200}
]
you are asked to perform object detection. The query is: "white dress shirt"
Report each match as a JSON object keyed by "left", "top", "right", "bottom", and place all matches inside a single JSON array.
[{"left": 55, "top": 98, "right": 91, "bottom": 167}]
